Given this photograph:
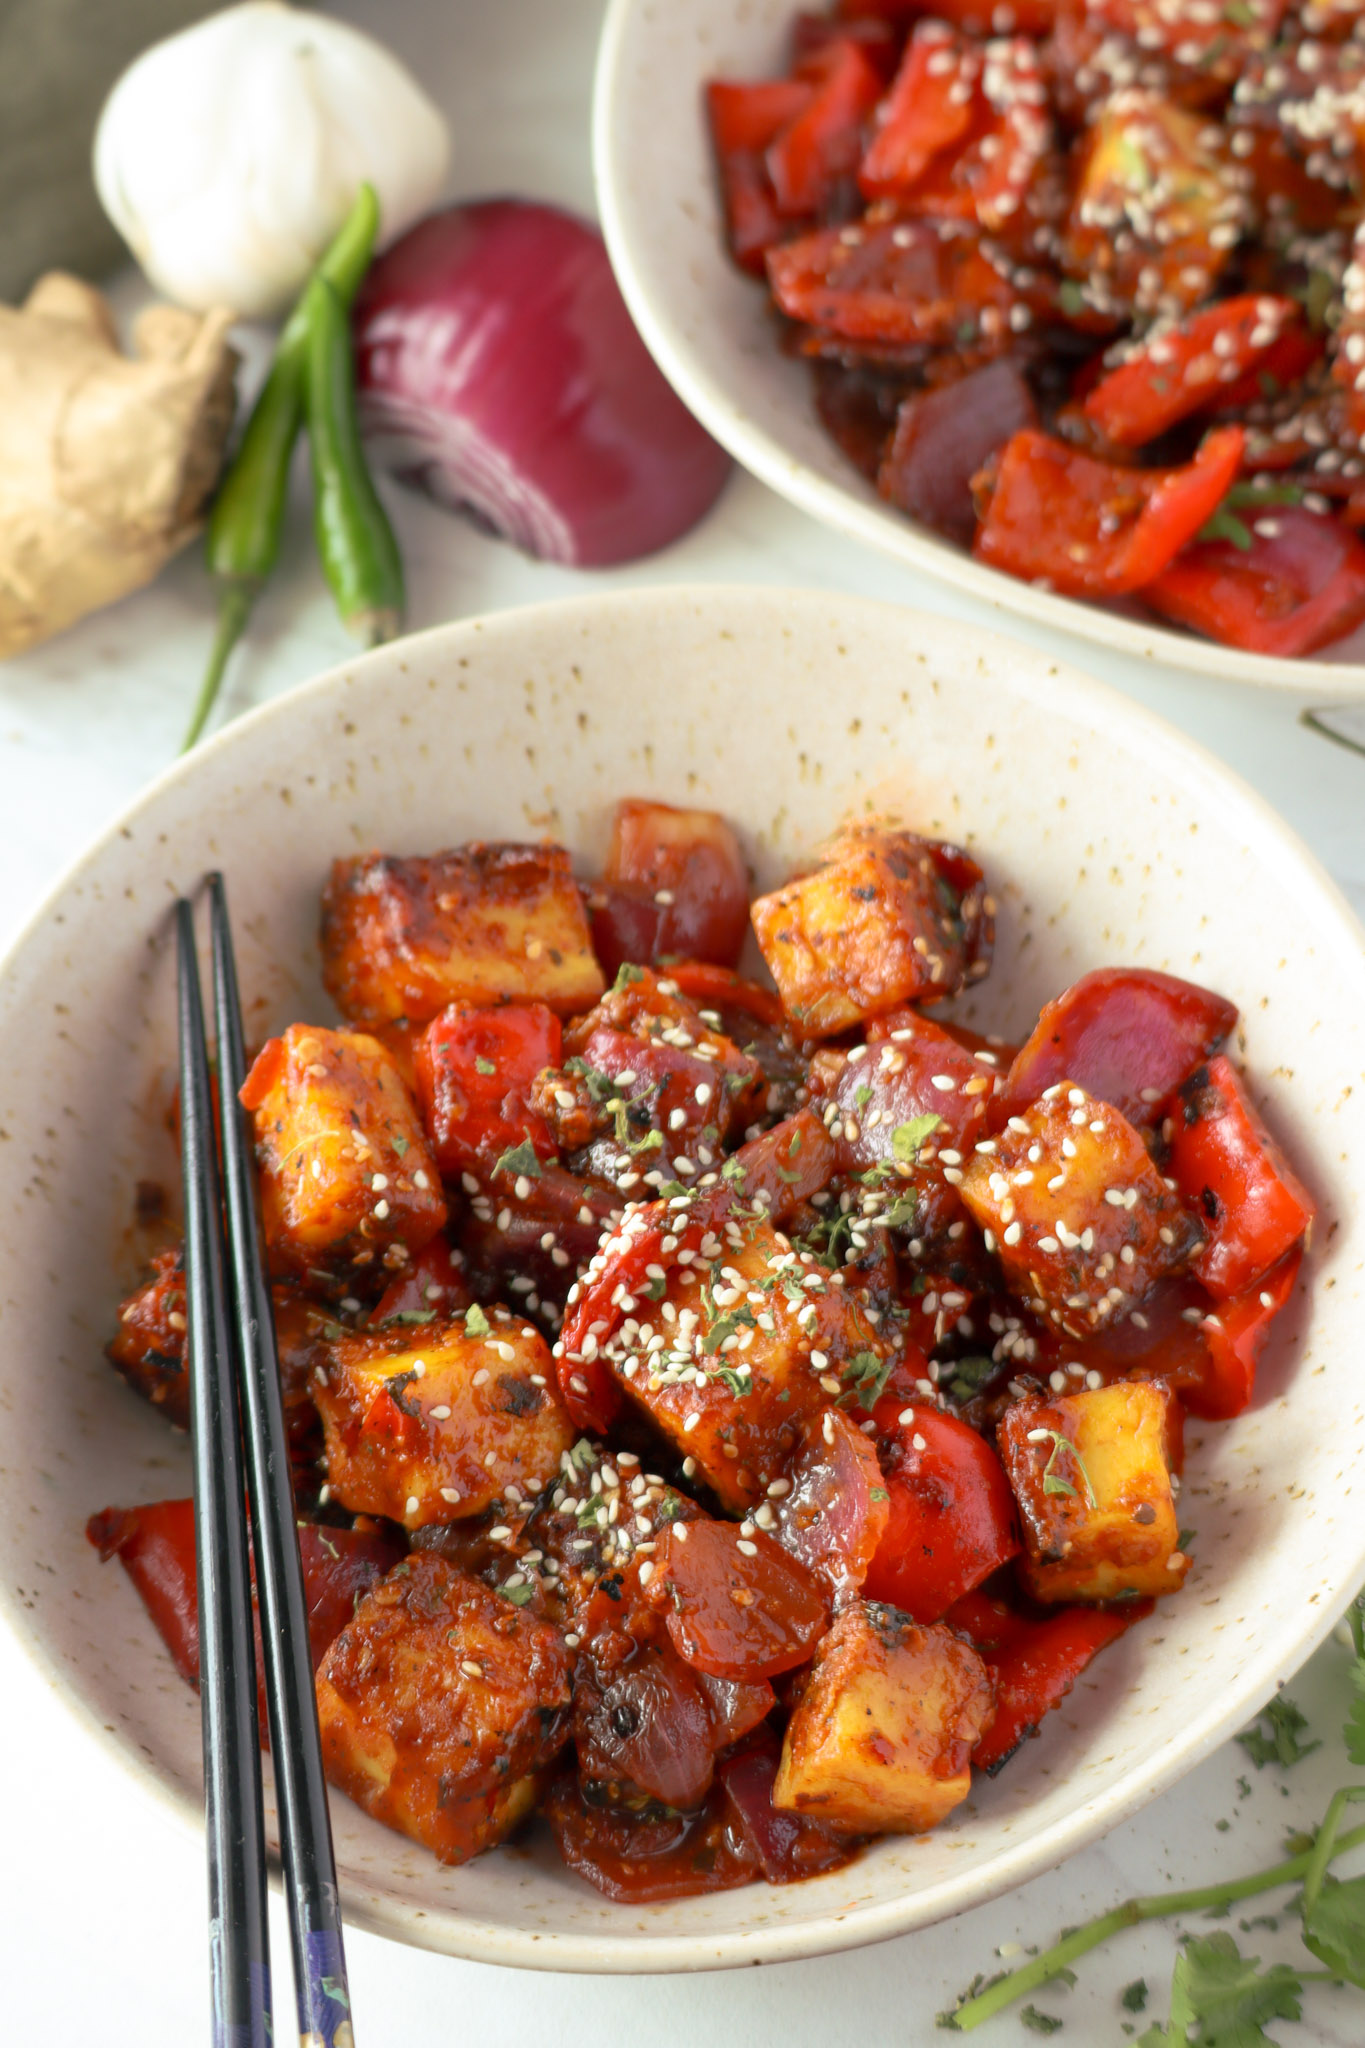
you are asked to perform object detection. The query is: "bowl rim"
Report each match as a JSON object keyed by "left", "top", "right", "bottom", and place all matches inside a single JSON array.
[
  {"left": 591, "top": 0, "right": 1365, "bottom": 701},
  {"left": 6, "top": 583, "right": 1365, "bottom": 1973}
]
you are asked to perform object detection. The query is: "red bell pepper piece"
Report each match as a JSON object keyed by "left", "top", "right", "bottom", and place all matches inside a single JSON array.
[
  {"left": 664, "top": 961, "right": 786, "bottom": 1031},
  {"left": 1083, "top": 296, "right": 1303, "bottom": 447},
  {"left": 413, "top": 1000, "right": 560, "bottom": 1178},
  {"left": 969, "top": 1602, "right": 1149, "bottom": 1774},
  {"left": 86, "top": 1498, "right": 401, "bottom": 1726},
  {"left": 995, "top": 966, "right": 1237, "bottom": 1128},
  {"left": 767, "top": 216, "right": 1023, "bottom": 347},
  {"left": 1195, "top": 1244, "right": 1302, "bottom": 1417},
  {"left": 973, "top": 425, "right": 1245, "bottom": 598},
  {"left": 1162, "top": 1055, "right": 1315, "bottom": 1297},
  {"left": 650, "top": 1520, "right": 829, "bottom": 1680},
  {"left": 836, "top": 0, "right": 1059, "bottom": 31},
  {"left": 1144, "top": 504, "right": 1365, "bottom": 656},
  {"left": 767, "top": 38, "right": 884, "bottom": 216},
  {"left": 706, "top": 79, "right": 815, "bottom": 274},
  {"left": 864, "top": 1400, "right": 1020, "bottom": 1622},
  {"left": 858, "top": 22, "right": 978, "bottom": 197}
]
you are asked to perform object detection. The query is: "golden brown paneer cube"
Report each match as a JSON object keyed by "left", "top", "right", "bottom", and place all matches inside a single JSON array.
[
  {"left": 751, "top": 827, "right": 991, "bottom": 1036},
  {"left": 601, "top": 1213, "right": 894, "bottom": 1511},
  {"left": 1061, "top": 89, "right": 1246, "bottom": 316},
  {"left": 313, "top": 1305, "right": 574, "bottom": 1530},
  {"left": 315, "top": 1552, "right": 571, "bottom": 1865},
  {"left": 773, "top": 1603, "right": 993, "bottom": 1834},
  {"left": 959, "top": 1080, "right": 1200, "bottom": 1337},
  {"left": 240, "top": 1023, "right": 446, "bottom": 1286},
  {"left": 998, "top": 1380, "right": 1188, "bottom": 1602},
  {"left": 320, "top": 843, "right": 605, "bottom": 1026}
]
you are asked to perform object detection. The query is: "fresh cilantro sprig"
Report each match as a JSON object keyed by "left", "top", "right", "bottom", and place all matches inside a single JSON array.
[
  {"left": 1237, "top": 1695, "right": 1320, "bottom": 1771},
  {"left": 939, "top": 1590, "right": 1365, "bottom": 2035}
]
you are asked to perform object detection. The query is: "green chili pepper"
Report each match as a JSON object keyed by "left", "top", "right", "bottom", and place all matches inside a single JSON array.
[
  {"left": 304, "top": 275, "right": 405, "bottom": 648},
  {"left": 182, "top": 183, "right": 381, "bottom": 752}
]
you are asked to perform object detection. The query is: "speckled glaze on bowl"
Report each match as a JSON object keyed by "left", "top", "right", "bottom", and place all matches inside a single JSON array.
[
  {"left": 592, "top": 0, "right": 1365, "bottom": 697},
  {"left": 2, "top": 586, "right": 1363, "bottom": 1973}
]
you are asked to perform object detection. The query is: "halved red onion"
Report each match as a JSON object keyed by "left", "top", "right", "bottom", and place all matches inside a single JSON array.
[{"left": 353, "top": 199, "right": 730, "bottom": 565}]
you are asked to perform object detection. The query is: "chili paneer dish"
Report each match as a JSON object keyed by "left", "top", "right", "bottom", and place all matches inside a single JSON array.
[
  {"left": 707, "top": 0, "right": 1365, "bottom": 657},
  {"left": 89, "top": 801, "right": 1315, "bottom": 1901}
]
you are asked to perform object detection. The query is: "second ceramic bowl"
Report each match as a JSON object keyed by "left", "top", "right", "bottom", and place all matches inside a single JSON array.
[{"left": 593, "top": 0, "right": 1365, "bottom": 695}]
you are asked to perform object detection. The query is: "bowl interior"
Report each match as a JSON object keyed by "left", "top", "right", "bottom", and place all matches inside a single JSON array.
[
  {"left": 593, "top": 0, "right": 1365, "bottom": 695},
  {"left": 3, "top": 585, "right": 1364, "bottom": 1972}
]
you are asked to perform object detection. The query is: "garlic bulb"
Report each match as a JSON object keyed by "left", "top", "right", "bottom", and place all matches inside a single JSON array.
[{"left": 94, "top": 2, "right": 450, "bottom": 319}]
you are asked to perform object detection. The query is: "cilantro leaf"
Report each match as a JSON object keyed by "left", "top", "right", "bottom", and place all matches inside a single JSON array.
[
  {"left": 854, "top": 1083, "right": 873, "bottom": 1113},
  {"left": 721, "top": 1156, "right": 748, "bottom": 1186},
  {"left": 1197, "top": 505, "right": 1254, "bottom": 552},
  {"left": 1343, "top": 1592, "right": 1365, "bottom": 1765},
  {"left": 702, "top": 1303, "right": 757, "bottom": 1356},
  {"left": 1030, "top": 1428, "right": 1097, "bottom": 1507},
  {"left": 947, "top": 1355, "right": 998, "bottom": 1402},
  {"left": 613, "top": 962, "right": 646, "bottom": 989},
  {"left": 378, "top": 1307, "right": 436, "bottom": 1327},
  {"left": 497, "top": 1580, "right": 536, "bottom": 1606},
  {"left": 1121, "top": 1980, "right": 1149, "bottom": 2014},
  {"left": 893, "top": 1113, "right": 942, "bottom": 1163},
  {"left": 1168, "top": 1932, "right": 1302, "bottom": 2047},
  {"left": 713, "top": 1364, "right": 753, "bottom": 1397},
  {"left": 563, "top": 1056, "right": 619, "bottom": 1104},
  {"left": 391, "top": 1133, "right": 409, "bottom": 1156},
  {"left": 464, "top": 1303, "right": 491, "bottom": 1338},
  {"left": 841, "top": 1350, "right": 894, "bottom": 1410},
  {"left": 1020, "top": 2008, "right": 1064, "bottom": 2035},
  {"left": 1236, "top": 1695, "right": 1320, "bottom": 1771},
  {"left": 492, "top": 1139, "right": 542, "bottom": 1181},
  {"left": 1302, "top": 1871, "right": 1365, "bottom": 1990},
  {"left": 474, "top": 1057, "right": 497, "bottom": 1076}
]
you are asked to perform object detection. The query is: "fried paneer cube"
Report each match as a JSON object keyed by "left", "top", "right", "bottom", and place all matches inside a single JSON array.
[
  {"left": 107, "top": 1246, "right": 189, "bottom": 1424},
  {"left": 1061, "top": 89, "right": 1247, "bottom": 316},
  {"left": 601, "top": 1214, "right": 893, "bottom": 1512},
  {"left": 959, "top": 1080, "right": 1200, "bottom": 1337},
  {"left": 316, "top": 1553, "right": 571, "bottom": 1865},
  {"left": 751, "top": 827, "right": 992, "bottom": 1036},
  {"left": 313, "top": 1306, "right": 574, "bottom": 1530},
  {"left": 997, "top": 1380, "right": 1188, "bottom": 1602},
  {"left": 773, "top": 1603, "right": 994, "bottom": 1834},
  {"left": 320, "top": 843, "right": 605, "bottom": 1026},
  {"left": 241, "top": 1023, "right": 446, "bottom": 1286}
]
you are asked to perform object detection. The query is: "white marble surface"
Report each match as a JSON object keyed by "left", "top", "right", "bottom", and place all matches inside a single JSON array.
[{"left": 1, "top": 3, "right": 1363, "bottom": 2041}]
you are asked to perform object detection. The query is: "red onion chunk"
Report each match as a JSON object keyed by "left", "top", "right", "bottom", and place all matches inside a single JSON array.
[
  {"left": 354, "top": 200, "right": 730, "bottom": 565},
  {"left": 878, "top": 359, "right": 1036, "bottom": 547}
]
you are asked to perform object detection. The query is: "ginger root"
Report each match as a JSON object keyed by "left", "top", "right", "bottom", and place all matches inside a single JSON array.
[{"left": 0, "top": 272, "right": 237, "bottom": 658}]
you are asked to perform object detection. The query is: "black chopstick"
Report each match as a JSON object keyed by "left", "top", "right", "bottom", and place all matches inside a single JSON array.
[
  {"left": 176, "top": 902, "right": 272, "bottom": 2048},
  {"left": 208, "top": 874, "right": 355, "bottom": 2048},
  {"left": 177, "top": 883, "right": 356, "bottom": 2048}
]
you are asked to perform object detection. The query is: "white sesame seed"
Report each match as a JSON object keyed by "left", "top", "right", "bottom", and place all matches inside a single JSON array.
[{"left": 461, "top": 1659, "right": 484, "bottom": 1680}]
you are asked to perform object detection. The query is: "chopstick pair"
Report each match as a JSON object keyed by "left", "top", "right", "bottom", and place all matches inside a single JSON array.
[{"left": 177, "top": 876, "right": 354, "bottom": 2048}]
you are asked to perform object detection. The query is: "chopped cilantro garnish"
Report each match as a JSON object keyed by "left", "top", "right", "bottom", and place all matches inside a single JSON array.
[
  {"left": 391, "top": 1134, "right": 409, "bottom": 1156},
  {"left": 854, "top": 1083, "right": 872, "bottom": 1113},
  {"left": 474, "top": 1056, "right": 497, "bottom": 1076},
  {"left": 613, "top": 962, "right": 646, "bottom": 989},
  {"left": 1237, "top": 1695, "right": 1321, "bottom": 1771},
  {"left": 1033, "top": 1428, "right": 1097, "bottom": 1507},
  {"left": 497, "top": 1580, "right": 535, "bottom": 1606},
  {"left": 841, "top": 1350, "right": 894, "bottom": 1410},
  {"left": 464, "top": 1303, "right": 491, "bottom": 1338},
  {"left": 492, "top": 1139, "right": 542, "bottom": 1180},
  {"left": 893, "top": 1113, "right": 941, "bottom": 1163},
  {"left": 1058, "top": 280, "right": 1086, "bottom": 316}
]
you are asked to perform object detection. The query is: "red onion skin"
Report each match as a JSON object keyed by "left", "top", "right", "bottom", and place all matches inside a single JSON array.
[{"left": 353, "top": 200, "right": 731, "bottom": 567}]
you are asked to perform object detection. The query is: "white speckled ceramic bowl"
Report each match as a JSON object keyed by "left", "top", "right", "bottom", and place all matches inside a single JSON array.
[
  {"left": 593, "top": 0, "right": 1365, "bottom": 697},
  {"left": 2, "top": 586, "right": 1363, "bottom": 1972}
]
